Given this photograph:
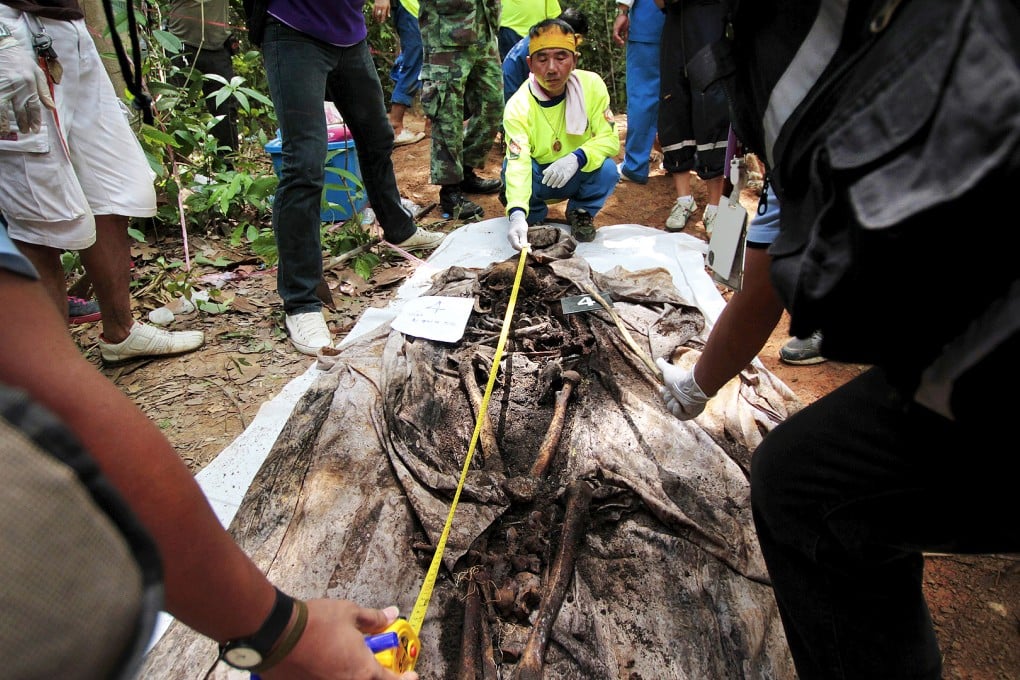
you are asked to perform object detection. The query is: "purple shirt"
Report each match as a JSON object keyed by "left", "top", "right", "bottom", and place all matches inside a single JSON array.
[{"left": 267, "top": 0, "right": 367, "bottom": 46}]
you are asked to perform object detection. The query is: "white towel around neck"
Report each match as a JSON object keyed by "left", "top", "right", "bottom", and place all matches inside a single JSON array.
[{"left": 529, "top": 73, "right": 587, "bottom": 136}]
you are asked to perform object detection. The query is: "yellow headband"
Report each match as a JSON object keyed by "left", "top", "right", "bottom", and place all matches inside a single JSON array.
[{"left": 529, "top": 30, "right": 578, "bottom": 56}]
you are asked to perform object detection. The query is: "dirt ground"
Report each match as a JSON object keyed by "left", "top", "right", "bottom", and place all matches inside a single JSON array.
[{"left": 72, "top": 112, "right": 1017, "bottom": 678}]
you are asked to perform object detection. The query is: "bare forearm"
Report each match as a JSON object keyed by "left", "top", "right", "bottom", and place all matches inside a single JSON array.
[
  {"left": 2, "top": 271, "right": 421, "bottom": 677},
  {"left": 693, "top": 248, "right": 784, "bottom": 395}
]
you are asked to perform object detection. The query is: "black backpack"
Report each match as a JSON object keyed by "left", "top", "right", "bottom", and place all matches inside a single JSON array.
[
  {"left": 243, "top": 0, "right": 270, "bottom": 47},
  {"left": 716, "top": 0, "right": 1020, "bottom": 392}
]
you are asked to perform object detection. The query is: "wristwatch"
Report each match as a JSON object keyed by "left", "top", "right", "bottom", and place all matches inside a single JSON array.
[{"left": 218, "top": 588, "right": 295, "bottom": 670}]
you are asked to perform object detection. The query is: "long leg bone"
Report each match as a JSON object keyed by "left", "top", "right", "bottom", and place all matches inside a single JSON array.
[
  {"left": 511, "top": 480, "right": 593, "bottom": 680},
  {"left": 529, "top": 370, "right": 581, "bottom": 478},
  {"left": 479, "top": 584, "right": 500, "bottom": 680},
  {"left": 458, "top": 353, "right": 505, "bottom": 472}
]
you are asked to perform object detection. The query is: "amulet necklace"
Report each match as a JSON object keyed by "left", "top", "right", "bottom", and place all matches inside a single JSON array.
[{"left": 537, "top": 100, "right": 565, "bottom": 153}]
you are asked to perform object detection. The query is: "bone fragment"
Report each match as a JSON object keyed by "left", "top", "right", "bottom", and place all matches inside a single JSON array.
[
  {"left": 459, "top": 573, "right": 483, "bottom": 680},
  {"left": 479, "top": 594, "right": 499, "bottom": 680},
  {"left": 511, "top": 480, "right": 593, "bottom": 680},
  {"left": 513, "top": 321, "right": 551, "bottom": 338},
  {"left": 529, "top": 370, "right": 581, "bottom": 478}
]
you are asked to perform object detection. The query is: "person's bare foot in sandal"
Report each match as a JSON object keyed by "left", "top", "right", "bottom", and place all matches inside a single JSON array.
[{"left": 390, "top": 103, "right": 425, "bottom": 146}]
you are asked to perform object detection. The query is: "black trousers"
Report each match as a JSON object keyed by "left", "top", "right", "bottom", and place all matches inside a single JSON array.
[
  {"left": 656, "top": 0, "right": 729, "bottom": 180},
  {"left": 750, "top": 366, "right": 1019, "bottom": 679}
]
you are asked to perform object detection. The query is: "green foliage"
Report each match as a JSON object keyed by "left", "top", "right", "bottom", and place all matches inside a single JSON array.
[
  {"left": 144, "top": 255, "right": 234, "bottom": 315},
  {"left": 322, "top": 215, "right": 382, "bottom": 282},
  {"left": 60, "top": 250, "right": 84, "bottom": 278},
  {"left": 79, "top": 2, "right": 276, "bottom": 241},
  {"left": 230, "top": 222, "right": 279, "bottom": 265},
  {"left": 183, "top": 169, "right": 277, "bottom": 220},
  {"left": 569, "top": 0, "right": 627, "bottom": 108},
  {"left": 323, "top": 146, "right": 368, "bottom": 221},
  {"left": 365, "top": 6, "right": 400, "bottom": 103},
  {"left": 319, "top": 154, "right": 380, "bottom": 280}
]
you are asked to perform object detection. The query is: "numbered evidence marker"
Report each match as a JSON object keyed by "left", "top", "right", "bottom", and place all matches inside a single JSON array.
[{"left": 560, "top": 291, "right": 614, "bottom": 315}]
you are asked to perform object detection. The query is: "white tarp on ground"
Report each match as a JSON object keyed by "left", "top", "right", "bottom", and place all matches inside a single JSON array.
[{"left": 144, "top": 220, "right": 800, "bottom": 678}]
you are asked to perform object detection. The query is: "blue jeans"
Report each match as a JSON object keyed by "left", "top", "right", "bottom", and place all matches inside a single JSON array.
[
  {"left": 262, "top": 20, "right": 415, "bottom": 314},
  {"left": 497, "top": 27, "right": 522, "bottom": 61},
  {"left": 619, "top": 40, "right": 660, "bottom": 183},
  {"left": 502, "top": 157, "right": 619, "bottom": 224},
  {"left": 389, "top": 2, "right": 423, "bottom": 108},
  {"left": 751, "top": 367, "right": 1019, "bottom": 679}
]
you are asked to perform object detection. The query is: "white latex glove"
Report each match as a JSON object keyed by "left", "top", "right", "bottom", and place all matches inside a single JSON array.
[
  {"left": 541, "top": 153, "right": 579, "bottom": 189},
  {"left": 507, "top": 211, "right": 530, "bottom": 251},
  {"left": 0, "top": 34, "right": 54, "bottom": 135},
  {"left": 655, "top": 357, "right": 709, "bottom": 420}
]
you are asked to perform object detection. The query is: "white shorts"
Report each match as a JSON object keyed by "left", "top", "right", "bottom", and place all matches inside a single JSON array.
[{"left": 0, "top": 7, "right": 156, "bottom": 251}]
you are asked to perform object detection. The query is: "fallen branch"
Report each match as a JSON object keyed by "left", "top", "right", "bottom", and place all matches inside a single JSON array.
[{"left": 324, "top": 239, "right": 380, "bottom": 272}]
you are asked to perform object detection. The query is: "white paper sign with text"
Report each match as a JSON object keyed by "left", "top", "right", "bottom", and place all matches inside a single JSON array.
[{"left": 391, "top": 295, "right": 475, "bottom": 342}]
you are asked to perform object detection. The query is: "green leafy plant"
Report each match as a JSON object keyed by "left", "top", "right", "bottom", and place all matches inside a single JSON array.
[
  {"left": 140, "top": 255, "right": 233, "bottom": 315},
  {"left": 322, "top": 146, "right": 368, "bottom": 222},
  {"left": 322, "top": 216, "right": 382, "bottom": 282},
  {"left": 232, "top": 223, "right": 279, "bottom": 265},
  {"left": 60, "top": 250, "right": 85, "bottom": 280},
  {"left": 184, "top": 169, "right": 278, "bottom": 221}
]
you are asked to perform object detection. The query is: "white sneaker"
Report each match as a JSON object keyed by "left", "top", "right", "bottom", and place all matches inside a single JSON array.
[
  {"left": 666, "top": 198, "right": 697, "bottom": 231},
  {"left": 98, "top": 321, "right": 205, "bottom": 363},
  {"left": 616, "top": 161, "right": 631, "bottom": 183},
  {"left": 394, "top": 226, "right": 445, "bottom": 251},
  {"left": 394, "top": 129, "right": 425, "bottom": 146},
  {"left": 285, "top": 311, "right": 333, "bottom": 356}
]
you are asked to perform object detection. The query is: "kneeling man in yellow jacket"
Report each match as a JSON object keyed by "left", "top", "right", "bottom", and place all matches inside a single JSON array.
[{"left": 502, "top": 19, "right": 620, "bottom": 250}]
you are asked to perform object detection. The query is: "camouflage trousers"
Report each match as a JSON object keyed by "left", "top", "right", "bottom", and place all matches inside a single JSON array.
[{"left": 420, "top": 43, "right": 503, "bottom": 185}]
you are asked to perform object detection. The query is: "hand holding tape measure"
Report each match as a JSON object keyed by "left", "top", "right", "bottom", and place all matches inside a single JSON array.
[{"left": 365, "top": 618, "right": 421, "bottom": 673}]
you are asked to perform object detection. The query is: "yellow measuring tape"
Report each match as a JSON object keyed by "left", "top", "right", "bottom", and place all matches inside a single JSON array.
[{"left": 370, "top": 247, "right": 531, "bottom": 673}]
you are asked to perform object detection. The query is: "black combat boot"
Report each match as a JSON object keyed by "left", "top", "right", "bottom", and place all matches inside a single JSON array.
[
  {"left": 460, "top": 167, "right": 503, "bottom": 195},
  {"left": 439, "top": 184, "right": 484, "bottom": 220}
]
